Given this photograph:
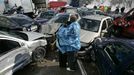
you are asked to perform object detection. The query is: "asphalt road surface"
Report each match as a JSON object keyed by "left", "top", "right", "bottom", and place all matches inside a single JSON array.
[{"left": 14, "top": 51, "right": 100, "bottom": 75}]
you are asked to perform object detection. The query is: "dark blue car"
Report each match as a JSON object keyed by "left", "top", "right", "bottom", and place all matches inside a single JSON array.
[
  {"left": 90, "top": 37, "right": 134, "bottom": 75},
  {"left": 35, "top": 10, "right": 57, "bottom": 24},
  {"left": 7, "top": 14, "right": 38, "bottom": 31}
]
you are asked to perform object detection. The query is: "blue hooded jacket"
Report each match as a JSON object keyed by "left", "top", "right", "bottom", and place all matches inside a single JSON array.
[{"left": 56, "top": 22, "right": 81, "bottom": 54}]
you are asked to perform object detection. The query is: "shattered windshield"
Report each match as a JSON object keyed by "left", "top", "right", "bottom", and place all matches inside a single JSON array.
[
  {"left": 40, "top": 11, "right": 55, "bottom": 19},
  {"left": 0, "top": 16, "right": 18, "bottom": 28},
  {"left": 49, "top": 13, "right": 69, "bottom": 23},
  {"left": 9, "top": 16, "right": 33, "bottom": 26}
]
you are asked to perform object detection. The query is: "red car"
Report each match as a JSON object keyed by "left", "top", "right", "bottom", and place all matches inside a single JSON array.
[{"left": 112, "top": 8, "right": 134, "bottom": 38}]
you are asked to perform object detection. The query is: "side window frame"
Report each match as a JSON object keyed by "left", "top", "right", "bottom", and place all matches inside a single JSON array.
[
  {"left": 106, "top": 18, "right": 113, "bottom": 27},
  {"left": 104, "top": 42, "right": 132, "bottom": 65},
  {"left": 102, "top": 20, "right": 107, "bottom": 30},
  {"left": 104, "top": 43, "right": 114, "bottom": 59},
  {"left": 104, "top": 43, "right": 119, "bottom": 65}
]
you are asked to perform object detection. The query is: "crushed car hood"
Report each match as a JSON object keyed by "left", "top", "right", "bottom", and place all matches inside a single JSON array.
[
  {"left": 21, "top": 31, "right": 45, "bottom": 41},
  {"left": 35, "top": 18, "right": 49, "bottom": 24},
  {"left": 80, "top": 29, "right": 99, "bottom": 43}
]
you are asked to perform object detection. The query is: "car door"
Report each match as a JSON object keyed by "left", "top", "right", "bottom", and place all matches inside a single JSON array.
[
  {"left": 102, "top": 42, "right": 130, "bottom": 75},
  {"left": 97, "top": 43, "right": 117, "bottom": 75},
  {"left": 0, "top": 39, "right": 30, "bottom": 74},
  {"left": 102, "top": 43, "right": 118, "bottom": 75}
]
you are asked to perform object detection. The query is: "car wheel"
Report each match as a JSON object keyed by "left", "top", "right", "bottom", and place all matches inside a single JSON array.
[
  {"left": 90, "top": 49, "right": 96, "bottom": 62},
  {"left": 32, "top": 47, "right": 46, "bottom": 62}
]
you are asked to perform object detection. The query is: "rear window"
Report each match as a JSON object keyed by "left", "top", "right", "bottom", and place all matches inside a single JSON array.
[
  {"left": 10, "top": 18, "right": 33, "bottom": 26},
  {"left": 0, "top": 17, "right": 17, "bottom": 28},
  {"left": 40, "top": 11, "right": 55, "bottom": 19},
  {"left": 54, "top": 14, "right": 69, "bottom": 23}
]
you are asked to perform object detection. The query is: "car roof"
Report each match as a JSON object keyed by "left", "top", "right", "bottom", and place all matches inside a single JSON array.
[
  {"left": 95, "top": 37, "right": 134, "bottom": 65},
  {"left": 41, "top": 10, "right": 56, "bottom": 13},
  {"left": 7, "top": 14, "right": 33, "bottom": 20},
  {"left": 82, "top": 15, "right": 110, "bottom": 21},
  {"left": 7, "top": 14, "right": 34, "bottom": 24},
  {"left": 96, "top": 37, "right": 134, "bottom": 49},
  {"left": 7, "top": 14, "right": 27, "bottom": 18}
]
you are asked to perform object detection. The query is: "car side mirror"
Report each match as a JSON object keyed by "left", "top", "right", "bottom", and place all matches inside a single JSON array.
[{"left": 102, "top": 30, "right": 107, "bottom": 33}]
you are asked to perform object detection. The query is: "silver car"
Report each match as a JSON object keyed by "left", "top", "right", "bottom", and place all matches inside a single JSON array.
[{"left": 0, "top": 31, "right": 47, "bottom": 75}]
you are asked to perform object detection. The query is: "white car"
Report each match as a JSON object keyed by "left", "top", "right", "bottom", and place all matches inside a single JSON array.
[
  {"left": 0, "top": 31, "right": 47, "bottom": 75},
  {"left": 79, "top": 15, "right": 113, "bottom": 48}
]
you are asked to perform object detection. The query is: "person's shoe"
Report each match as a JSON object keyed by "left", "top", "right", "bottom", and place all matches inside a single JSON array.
[{"left": 66, "top": 67, "right": 75, "bottom": 71}]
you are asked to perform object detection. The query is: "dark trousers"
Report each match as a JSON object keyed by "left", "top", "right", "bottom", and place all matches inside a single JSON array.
[
  {"left": 59, "top": 51, "right": 67, "bottom": 67},
  {"left": 59, "top": 51, "right": 77, "bottom": 70}
]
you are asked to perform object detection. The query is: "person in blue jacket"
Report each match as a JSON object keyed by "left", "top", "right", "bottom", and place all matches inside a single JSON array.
[{"left": 56, "top": 14, "right": 81, "bottom": 71}]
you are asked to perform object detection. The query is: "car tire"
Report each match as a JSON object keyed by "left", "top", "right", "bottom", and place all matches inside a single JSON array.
[
  {"left": 32, "top": 47, "right": 46, "bottom": 62},
  {"left": 90, "top": 49, "right": 96, "bottom": 62}
]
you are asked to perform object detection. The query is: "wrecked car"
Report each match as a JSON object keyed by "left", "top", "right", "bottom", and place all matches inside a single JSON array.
[
  {"left": 90, "top": 37, "right": 134, "bottom": 75},
  {"left": 0, "top": 30, "right": 47, "bottom": 75},
  {"left": 7, "top": 14, "right": 39, "bottom": 31},
  {"left": 79, "top": 15, "right": 113, "bottom": 50},
  {"left": 112, "top": 8, "right": 134, "bottom": 38}
]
